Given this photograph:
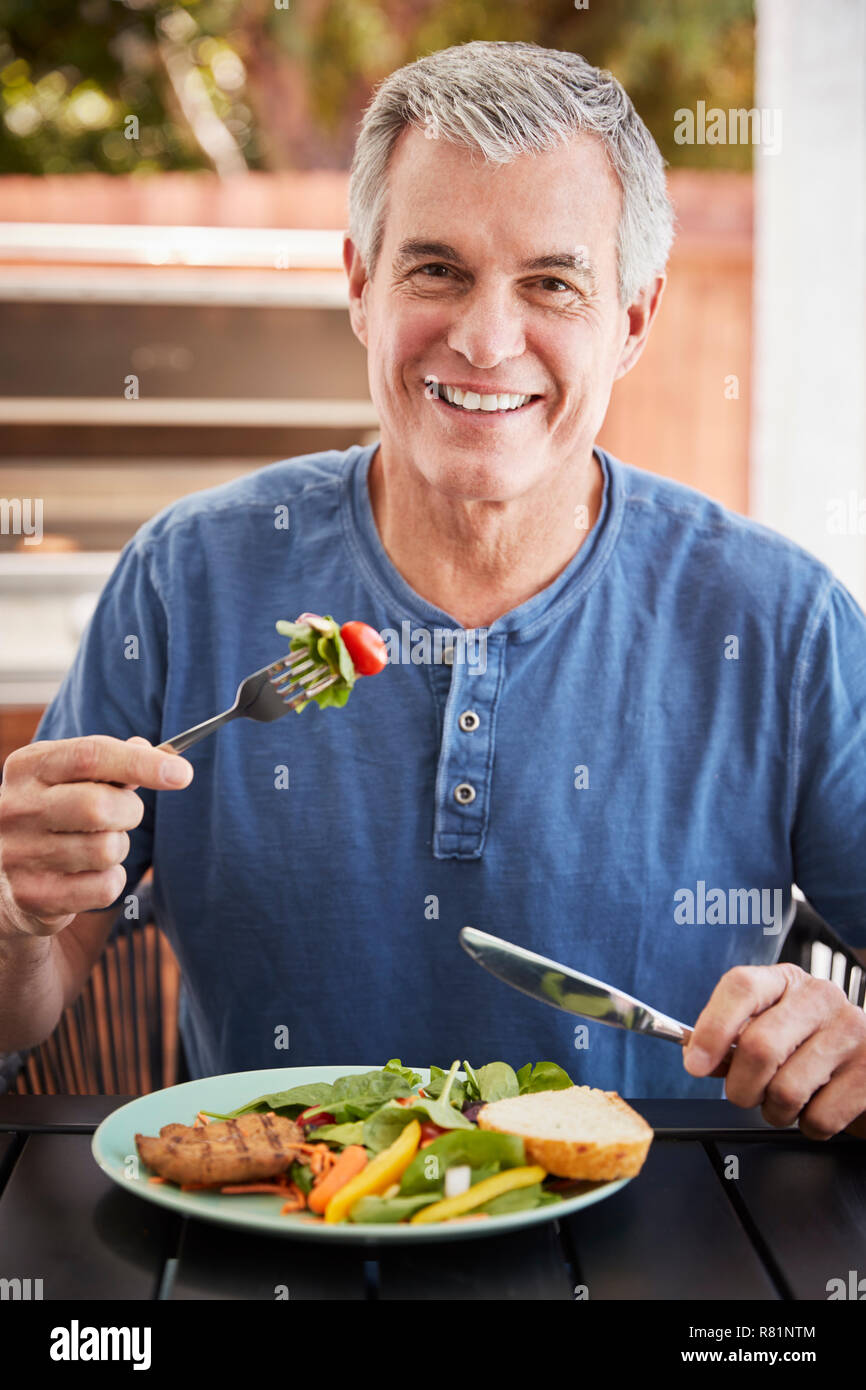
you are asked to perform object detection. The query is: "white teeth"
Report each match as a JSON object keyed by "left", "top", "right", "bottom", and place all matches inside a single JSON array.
[{"left": 436, "top": 383, "right": 533, "bottom": 412}]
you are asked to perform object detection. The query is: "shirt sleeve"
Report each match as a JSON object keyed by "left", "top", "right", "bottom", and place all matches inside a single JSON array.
[
  {"left": 791, "top": 576, "right": 866, "bottom": 947},
  {"left": 29, "top": 536, "right": 167, "bottom": 911}
]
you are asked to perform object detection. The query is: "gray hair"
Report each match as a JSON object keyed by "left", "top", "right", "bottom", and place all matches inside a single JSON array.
[{"left": 348, "top": 41, "right": 675, "bottom": 306}]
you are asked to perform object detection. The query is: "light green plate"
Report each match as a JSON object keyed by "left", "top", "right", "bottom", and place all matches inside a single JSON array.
[{"left": 91, "top": 1065, "right": 633, "bottom": 1244}]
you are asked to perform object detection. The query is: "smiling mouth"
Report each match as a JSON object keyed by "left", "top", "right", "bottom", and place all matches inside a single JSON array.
[{"left": 426, "top": 380, "right": 541, "bottom": 414}]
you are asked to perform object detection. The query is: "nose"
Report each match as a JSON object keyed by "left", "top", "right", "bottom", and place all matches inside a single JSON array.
[{"left": 445, "top": 279, "right": 526, "bottom": 369}]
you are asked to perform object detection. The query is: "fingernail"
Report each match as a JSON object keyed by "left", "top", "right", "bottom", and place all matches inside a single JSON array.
[
  {"left": 684, "top": 1045, "right": 712, "bottom": 1075},
  {"left": 162, "top": 758, "right": 192, "bottom": 785}
]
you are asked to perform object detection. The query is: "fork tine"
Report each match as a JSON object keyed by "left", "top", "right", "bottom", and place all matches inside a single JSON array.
[
  {"left": 266, "top": 650, "right": 312, "bottom": 676},
  {"left": 285, "top": 671, "right": 339, "bottom": 708},
  {"left": 273, "top": 662, "right": 332, "bottom": 694}
]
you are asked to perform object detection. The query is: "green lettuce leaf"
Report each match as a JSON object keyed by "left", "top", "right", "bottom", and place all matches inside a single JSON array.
[
  {"left": 348, "top": 1193, "right": 441, "bottom": 1223},
  {"left": 399, "top": 1129, "right": 526, "bottom": 1195}
]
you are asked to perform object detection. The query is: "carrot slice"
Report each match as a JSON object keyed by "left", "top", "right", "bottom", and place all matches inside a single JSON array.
[
  {"left": 279, "top": 1181, "right": 307, "bottom": 1214},
  {"left": 308, "top": 1145, "right": 368, "bottom": 1215}
]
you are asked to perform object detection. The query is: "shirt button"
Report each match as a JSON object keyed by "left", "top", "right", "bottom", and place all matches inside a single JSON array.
[
  {"left": 454, "top": 782, "right": 476, "bottom": 805},
  {"left": 442, "top": 646, "right": 454, "bottom": 665},
  {"left": 458, "top": 709, "right": 480, "bottom": 733}
]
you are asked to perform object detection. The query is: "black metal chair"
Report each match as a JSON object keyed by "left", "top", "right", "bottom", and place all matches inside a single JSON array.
[
  {"left": 1, "top": 892, "right": 863, "bottom": 1096},
  {"left": 776, "top": 894, "right": 866, "bottom": 1007},
  {"left": 2, "top": 878, "right": 190, "bottom": 1096}
]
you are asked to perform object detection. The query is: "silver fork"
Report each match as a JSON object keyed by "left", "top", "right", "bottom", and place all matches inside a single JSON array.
[{"left": 156, "top": 649, "right": 339, "bottom": 754}]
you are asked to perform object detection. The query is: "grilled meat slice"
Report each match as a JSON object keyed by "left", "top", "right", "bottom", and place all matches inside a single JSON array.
[{"left": 136, "top": 1112, "right": 304, "bottom": 1186}]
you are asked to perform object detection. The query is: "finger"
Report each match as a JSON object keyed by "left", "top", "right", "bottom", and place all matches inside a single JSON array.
[
  {"left": 721, "top": 977, "right": 844, "bottom": 1109},
  {"left": 21, "top": 829, "right": 130, "bottom": 875},
  {"left": 682, "top": 1027, "right": 733, "bottom": 1078},
  {"left": 759, "top": 1007, "right": 866, "bottom": 1132},
  {"left": 683, "top": 963, "right": 803, "bottom": 1076},
  {"left": 38, "top": 782, "right": 145, "bottom": 833},
  {"left": 34, "top": 734, "right": 193, "bottom": 793},
  {"left": 121, "top": 735, "right": 154, "bottom": 790},
  {"left": 794, "top": 1053, "right": 866, "bottom": 1140},
  {"left": 11, "top": 865, "right": 128, "bottom": 921}
]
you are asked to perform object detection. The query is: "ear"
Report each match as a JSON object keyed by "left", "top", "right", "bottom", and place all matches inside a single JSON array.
[
  {"left": 343, "top": 233, "right": 370, "bottom": 348},
  {"left": 613, "top": 273, "right": 666, "bottom": 383}
]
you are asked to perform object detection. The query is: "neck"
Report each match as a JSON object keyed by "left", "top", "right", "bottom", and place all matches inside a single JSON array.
[{"left": 367, "top": 442, "right": 604, "bottom": 628}]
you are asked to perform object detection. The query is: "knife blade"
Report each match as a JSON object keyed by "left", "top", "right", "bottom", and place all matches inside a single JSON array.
[{"left": 459, "top": 925, "right": 706, "bottom": 1050}]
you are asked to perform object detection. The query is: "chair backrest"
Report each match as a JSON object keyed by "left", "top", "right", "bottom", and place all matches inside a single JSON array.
[
  {"left": 5, "top": 880, "right": 184, "bottom": 1095},
  {"left": 776, "top": 897, "right": 866, "bottom": 1007}
]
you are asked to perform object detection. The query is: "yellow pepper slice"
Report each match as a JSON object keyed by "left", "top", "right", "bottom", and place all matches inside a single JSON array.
[
  {"left": 409, "top": 1165, "right": 547, "bottom": 1224},
  {"left": 324, "top": 1119, "right": 422, "bottom": 1224}
]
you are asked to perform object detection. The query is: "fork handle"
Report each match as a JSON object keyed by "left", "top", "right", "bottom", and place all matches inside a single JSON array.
[{"left": 157, "top": 706, "right": 239, "bottom": 754}]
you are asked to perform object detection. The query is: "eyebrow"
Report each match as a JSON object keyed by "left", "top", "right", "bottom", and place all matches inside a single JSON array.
[{"left": 393, "top": 239, "right": 598, "bottom": 290}]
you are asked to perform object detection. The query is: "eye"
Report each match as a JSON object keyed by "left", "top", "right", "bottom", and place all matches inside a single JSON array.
[
  {"left": 414, "top": 263, "right": 454, "bottom": 278},
  {"left": 537, "top": 277, "right": 573, "bottom": 293}
]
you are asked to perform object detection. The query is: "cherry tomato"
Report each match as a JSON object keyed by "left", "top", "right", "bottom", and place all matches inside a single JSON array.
[
  {"left": 297, "top": 1107, "right": 336, "bottom": 1130},
  {"left": 419, "top": 1122, "right": 448, "bottom": 1147},
  {"left": 339, "top": 621, "right": 388, "bottom": 676}
]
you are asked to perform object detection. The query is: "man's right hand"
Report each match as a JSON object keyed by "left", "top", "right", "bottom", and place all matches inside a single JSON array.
[{"left": 0, "top": 734, "right": 193, "bottom": 938}]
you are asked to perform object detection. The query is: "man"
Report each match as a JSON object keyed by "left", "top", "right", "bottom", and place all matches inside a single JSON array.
[{"left": 1, "top": 42, "right": 865, "bottom": 1137}]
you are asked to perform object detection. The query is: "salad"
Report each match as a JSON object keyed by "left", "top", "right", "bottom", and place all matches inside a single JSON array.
[
  {"left": 275, "top": 612, "right": 388, "bottom": 712},
  {"left": 177, "top": 1059, "right": 580, "bottom": 1226}
]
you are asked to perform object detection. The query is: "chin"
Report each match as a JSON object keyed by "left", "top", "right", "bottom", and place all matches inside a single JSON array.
[{"left": 422, "top": 456, "right": 533, "bottom": 503}]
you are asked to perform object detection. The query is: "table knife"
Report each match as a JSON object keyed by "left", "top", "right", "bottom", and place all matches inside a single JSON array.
[{"left": 459, "top": 924, "right": 723, "bottom": 1058}]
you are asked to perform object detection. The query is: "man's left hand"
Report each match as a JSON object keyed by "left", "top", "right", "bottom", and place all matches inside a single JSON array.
[{"left": 683, "top": 963, "right": 866, "bottom": 1139}]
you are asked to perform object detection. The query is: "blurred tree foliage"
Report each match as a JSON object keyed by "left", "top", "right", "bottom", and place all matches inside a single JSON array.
[{"left": 0, "top": 0, "right": 754, "bottom": 175}]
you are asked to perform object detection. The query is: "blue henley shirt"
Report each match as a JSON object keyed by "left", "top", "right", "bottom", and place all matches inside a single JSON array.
[{"left": 31, "top": 442, "right": 866, "bottom": 1097}]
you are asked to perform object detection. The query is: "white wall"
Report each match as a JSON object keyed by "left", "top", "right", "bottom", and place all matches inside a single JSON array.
[{"left": 751, "top": 0, "right": 866, "bottom": 609}]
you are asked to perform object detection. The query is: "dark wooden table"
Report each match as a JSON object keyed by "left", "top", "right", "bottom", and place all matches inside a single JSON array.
[{"left": 1, "top": 1095, "right": 863, "bottom": 1302}]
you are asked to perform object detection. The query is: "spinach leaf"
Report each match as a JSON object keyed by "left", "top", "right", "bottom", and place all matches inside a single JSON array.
[
  {"left": 424, "top": 1064, "right": 466, "bottom": 1110},
  {"left": 517, "top": 1061, "right": 574, "bottom": 1094},
  {"left": 348, "top": 1193, "right": 441, "bottom": 1224},
  {"left": 303, "top": 1069, "right": 415, "bottom": 1125},
  {"left": 473, "top": 1183, "right": 563, "bottom": 1216},
  {"left": 473, "top": 1062, "right": 520, "bottom": 1103},
  {"left": 214, "top": 1081, "right": 335, "bottom": 1119},
  {"left": 515, "top": 1062, "right": 532, "bottom": 1091},
  {"left": 363, "top": 1097, "right": 473, "bottom": 1155},
  {"left": 399, "top": 1129, "right": 526, "bottom": 1194},
  {"left": 383, "top": 1059, "right": 423, "bottom": 1087},
  {"left": 461, "top": 1060, "right": 482, "bottom": 1101},
  {"left": 306, "top": 1121, "right": 366, "bottom": 1147}
]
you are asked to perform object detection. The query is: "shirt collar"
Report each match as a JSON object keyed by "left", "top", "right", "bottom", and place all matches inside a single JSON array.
[{"left": 341, "top": 440, "right": 623, "bottom": 639}]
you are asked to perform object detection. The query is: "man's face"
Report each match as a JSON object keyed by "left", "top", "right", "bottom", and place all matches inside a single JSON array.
[{"left": 346, "top": 125, "right": 655, "bottom": 504}]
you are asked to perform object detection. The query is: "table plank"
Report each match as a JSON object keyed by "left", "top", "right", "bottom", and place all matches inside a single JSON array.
[
  {"left": 376, "top": 1220, "right": 574, "bottom": 1300},
  {"left": 0, "top": 1133, "right": 176, "bottom": 1300},
  {"left": 633, "top": 1098, "right": 803, "bottom": 1139},
  {"left": 563, "top": 1139, "right": 779, "bottom": 1300},
  {"left": 710, "top": 1140, "right": 866, "bottom": 1301},
  {"left": 0, "top": 1094, "right": 131, "bottom": 1131},
  {"left": 170, "top": 1218, "right": 367, "bottom": 1300}
]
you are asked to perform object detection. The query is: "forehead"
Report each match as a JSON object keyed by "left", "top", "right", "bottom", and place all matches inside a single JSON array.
[{"left": 380, "top": 124, "right": 622, "bottom": 264}]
